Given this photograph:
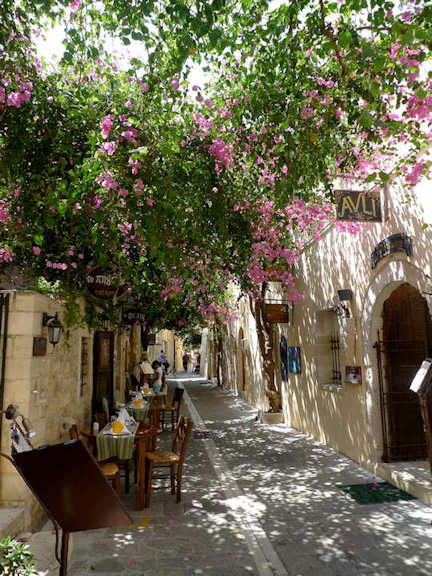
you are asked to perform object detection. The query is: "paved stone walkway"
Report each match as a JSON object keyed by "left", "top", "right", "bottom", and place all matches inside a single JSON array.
[{"left": 37, "top": 374, "right": 432, "bottom": 575}]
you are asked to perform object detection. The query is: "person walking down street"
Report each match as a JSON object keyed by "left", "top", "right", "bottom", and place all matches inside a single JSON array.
[
  {"left": 159, "top": 349, "right": 169, "bottom": 373},
  {"left": 182, "top": 352, "right": 189, "bottom": 371}
]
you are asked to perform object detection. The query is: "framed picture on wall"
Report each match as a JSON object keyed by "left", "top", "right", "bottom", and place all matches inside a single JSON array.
[
  {"left": 288, "top": 347, "right": 301, "bottom": 374},
  {"left": 345, "top": 366, "right": 362, "bottom": 385}
]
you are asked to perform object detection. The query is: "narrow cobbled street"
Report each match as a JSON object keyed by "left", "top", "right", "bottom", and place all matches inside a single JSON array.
[{"left": 57, "top": 375, "right": 432, "bottom": 576}]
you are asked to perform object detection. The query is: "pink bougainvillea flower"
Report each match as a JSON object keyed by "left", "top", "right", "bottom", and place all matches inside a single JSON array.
[
  {"left": 32, "top": 246, "right": 41, "bottom": 256},
  {"left": 170, "top": 77, "right": 180, "bottom": 91},
  {"left": 69, "top": 0, "right": 81, "bottom": 12},
  {"left": 101, "top": 115, "right": 113, "bottom": 139}
]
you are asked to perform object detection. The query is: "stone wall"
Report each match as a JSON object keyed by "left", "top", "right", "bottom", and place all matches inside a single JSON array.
[{"left": 0, "top": 291, "right": 93, "bottom": 531}]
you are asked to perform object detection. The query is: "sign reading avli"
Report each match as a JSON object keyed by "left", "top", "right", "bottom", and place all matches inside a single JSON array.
[
  {"left": 371, "top": 233, "right": 412, "bottom": 269},
  {"left": 335, "top": 189, "right": 383, "bottom": 222},
  {"left": 86, "top": 269, "right": 119, "bottom": 299}
]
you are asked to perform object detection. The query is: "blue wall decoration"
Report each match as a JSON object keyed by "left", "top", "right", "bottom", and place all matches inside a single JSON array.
[{"left": 288, "top": 347, "right": 301, "bottom": 374}]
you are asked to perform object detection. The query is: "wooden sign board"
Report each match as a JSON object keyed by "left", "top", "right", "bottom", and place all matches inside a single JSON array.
[
  {"left": 147, "top": 334, "right": 156, "bottom": 345},
  {"left": 410, "top": 359, "right": 432, "bottom": 395},
  {"left": 264, "top": 303, "right": 290, "bottom": 324},
  {"left": 86, "top": 269, "right": 119, "bottom": 299},
  {"left": 13, "top": 440, "right": 132, "bottom": 533},
  {"left": 335, "top": 189, "right": 383, "bottom": 222}
]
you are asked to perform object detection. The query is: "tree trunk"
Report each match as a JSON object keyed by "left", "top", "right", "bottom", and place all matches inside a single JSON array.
[
  {"left": 141, "top": 324, "right": 150, "bottom": 351},
  {"left": 249, "top": 287, "right": 282, "bottom": 412}
]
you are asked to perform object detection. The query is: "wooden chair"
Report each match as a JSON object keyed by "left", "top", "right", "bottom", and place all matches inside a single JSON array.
[
  {"left": 144, "top": 416, "right": 193, "bottom": 508},
  {"left": 69, "top": 425, "right": 120, "bottom": 495},
  {"left": 160, "top": 388, "right": 184, "bottom": 431}
]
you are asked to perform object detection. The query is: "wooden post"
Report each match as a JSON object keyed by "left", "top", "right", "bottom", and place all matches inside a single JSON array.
[{"left": 59, "top": 531, "right": 69, "bottom": 576}]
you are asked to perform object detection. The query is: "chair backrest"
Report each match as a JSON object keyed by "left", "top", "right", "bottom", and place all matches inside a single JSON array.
[
  {"left": 69, "top": 424, "right": 79, "bottom": 440},
  {"left": 148, "top": 407, "right": 160, "bottom": 428},
  {"left": 101, "top": 396, "right": 110, "bottom": 420},
  {"left": 171, "top": 387, "right": 184, "bottom": 408},
  {"left": 94, "top": 412, "right": 108, "bottom": 430},
  {"left": 171, "top": 416, "right": 193, "bottom": 462},
  {"left": 130, "top": 373, "right": 140, "bottom": 388}
]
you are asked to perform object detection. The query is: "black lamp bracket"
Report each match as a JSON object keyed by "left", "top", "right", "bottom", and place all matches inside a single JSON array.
[{"left": 42, "top": 312, "right": 59, "bottom": 326}]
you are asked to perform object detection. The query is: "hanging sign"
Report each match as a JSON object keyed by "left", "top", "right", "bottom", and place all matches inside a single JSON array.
[
  {"left": 335, "top": 189, "right": 383, "bottom": 222},
  {"left": 371, "top": 233, "right": 412, "bottom": 269},
  {"left": 86, "top": 269, "right": 119, "bottom": 299},
  {"left": 121, "top": 309, "right": 146, "bottom": 325},
  {"left": 264, "top": 303, "right": 290, "bottom": 324}
]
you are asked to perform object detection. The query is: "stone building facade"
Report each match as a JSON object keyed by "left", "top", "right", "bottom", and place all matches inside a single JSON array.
[{"left": 0, "top": 289, "right": 180, "bottom": 533}]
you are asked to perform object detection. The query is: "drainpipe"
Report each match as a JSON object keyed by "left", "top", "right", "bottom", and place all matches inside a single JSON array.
[{"left": 0, "top": 293, "right": 10, "bottom": 448}]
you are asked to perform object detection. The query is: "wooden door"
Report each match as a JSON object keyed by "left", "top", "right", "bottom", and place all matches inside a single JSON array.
[
  {"left": 381, "top": 284, "right": 432, "bottom": 460},
  {"left": 93, "top": 331, "right": 114, "bottom": 413}
]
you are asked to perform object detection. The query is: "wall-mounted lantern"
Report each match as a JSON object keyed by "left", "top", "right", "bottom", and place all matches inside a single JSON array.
[
  {"left": 335, "top": 289, "right": 353, "bottom": 318},
  {"left": 42, "top": 312, "right": 63, "bottom": 347}
]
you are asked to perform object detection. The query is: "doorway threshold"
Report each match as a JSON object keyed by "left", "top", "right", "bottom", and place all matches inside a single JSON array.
[{"left": 376, "top": 460, "right": 432, "bottom": 504}]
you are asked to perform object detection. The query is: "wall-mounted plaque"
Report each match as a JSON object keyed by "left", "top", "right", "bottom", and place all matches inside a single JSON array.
[
  {"left": 371, "top": 233, "right": 412, "bottom": 269},
  {"left": 335, "top": 189, "right": 384, "bottom": 222},
  {"left": 32, "top": 337, "right": 47, "bottom": 356},
  {"left": 345, "top": 365, "right": 362, "bottom": 385},
  {"left": 288, "top": 347, "right": 301, "bottom": 374},
  {"left": 86, "top": 268, "right": 119, "bottom": 299},
  {"left": 147, "top": 333, "right": 156, "bottom": 345}
]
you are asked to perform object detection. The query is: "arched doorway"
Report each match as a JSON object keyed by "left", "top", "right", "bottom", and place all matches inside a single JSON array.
[{"left": 376, "top": 284, "right": 432, "bottom": 461}]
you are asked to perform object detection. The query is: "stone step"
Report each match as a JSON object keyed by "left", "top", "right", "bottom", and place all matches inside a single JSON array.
[{"left": 0, "top": 505, "right": 25, "bottom": 539}]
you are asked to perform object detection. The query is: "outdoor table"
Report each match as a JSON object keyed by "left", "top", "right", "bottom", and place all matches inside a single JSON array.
[
  {"left": 96, "top": 421, "right": 139, "bottom": 462},
  {"left": 126, "top": 400, "right": 151, "bottom": 422}
]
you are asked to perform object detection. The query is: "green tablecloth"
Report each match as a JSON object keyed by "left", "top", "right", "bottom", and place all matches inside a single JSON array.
[
  {"left": 96, "top": 422, "right": 139, "bottom": 461},
  {"left": 127, "top": 403, "right": 150, "bottom": 422}
]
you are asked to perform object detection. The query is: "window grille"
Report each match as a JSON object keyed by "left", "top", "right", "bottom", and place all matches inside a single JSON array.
[
  {"left": 80, "top": 337, "right": 89, "bottom": 397},
  {"left": 330, "top": 333, "right": 342, "bottom": 385}
]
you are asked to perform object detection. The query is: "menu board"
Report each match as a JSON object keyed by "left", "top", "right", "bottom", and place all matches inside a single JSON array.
[{"left": 410, "top": 359, "right": 432, "bottom": 395}]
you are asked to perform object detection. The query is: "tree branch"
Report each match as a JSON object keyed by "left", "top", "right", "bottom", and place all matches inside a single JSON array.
[{"left": 319, "top": 0, "right": 349, "bottom": 80}]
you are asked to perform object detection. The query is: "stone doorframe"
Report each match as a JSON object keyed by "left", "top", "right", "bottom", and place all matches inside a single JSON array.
[{"left": 362, "top": 259, "right": 432, "bottom": 465}]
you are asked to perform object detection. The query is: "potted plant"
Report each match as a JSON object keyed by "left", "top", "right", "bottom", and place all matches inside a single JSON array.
[{"left": 0, "top": 537, "right": 35, "bottom": 576}]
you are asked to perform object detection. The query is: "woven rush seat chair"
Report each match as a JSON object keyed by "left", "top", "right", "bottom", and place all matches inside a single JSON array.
[
  {"left": 69, "top": 425, "right": 120, "bottom": 494},
  {"left": 144, "top": 416, "right": 193, "bottom": 508},
  {"left": 160, "top": 387, "right": 184, "bottom": 431}
]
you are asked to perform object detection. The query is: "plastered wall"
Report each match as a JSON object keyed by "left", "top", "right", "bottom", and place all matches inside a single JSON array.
[{"left": 203, "top": 179, "right": 432, "bottom": 469}]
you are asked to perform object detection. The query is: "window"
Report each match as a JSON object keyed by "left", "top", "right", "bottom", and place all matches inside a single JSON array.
[{"left": 315, "top": 310, "right": 342, "bottom": 388}]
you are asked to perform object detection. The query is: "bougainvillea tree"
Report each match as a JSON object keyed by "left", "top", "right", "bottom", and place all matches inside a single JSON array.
[{"left": 0, "top": 0, "right": 431, "bottom": 407}]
